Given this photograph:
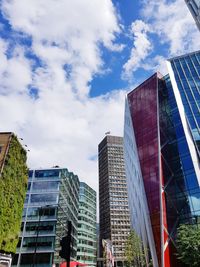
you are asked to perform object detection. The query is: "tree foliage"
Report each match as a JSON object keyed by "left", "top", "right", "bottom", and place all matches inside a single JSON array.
[
  {"left": 0, "top": 135, "right": 28, "bottom": 253},
  {"left": 125, "top": 230, "right": 145, "bottom": 267},
  {"left": 176, "top": 223, "right": 200, "bottom": 267}
]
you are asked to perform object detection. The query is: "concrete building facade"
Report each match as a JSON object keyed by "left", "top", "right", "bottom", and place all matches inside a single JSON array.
[{"left": 98, "top": 135, "right": 131, "bottom": 267}]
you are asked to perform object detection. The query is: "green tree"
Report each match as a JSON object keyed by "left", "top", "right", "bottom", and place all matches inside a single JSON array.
[
  {"left": 125, "top": 230, "right": 145, "bottom": 267},
  {"left": 176, "top": 223, "right": 200, "bottom": 267}
]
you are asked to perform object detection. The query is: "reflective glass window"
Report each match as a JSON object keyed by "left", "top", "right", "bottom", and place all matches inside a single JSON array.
[
  {"left": 22, "top": 236, "right": 54, "bottom": 250},
  {"left": 25, "top": 194, "right": 29, "bottom": 203},
  {"left": 25, "top": 221, "right": 55, "bottom": 234},
  {"left": 28, "top": 170, "right": 33, "bottom": 178},
  {"left": 20, "top": 253, "right": 52, "bottom": 265},
  {"left": 27, "top": 207, "right": 56, "bottom": 219},
  {"left": 30, "top": 193, "right": 58, "bottom": 204},
  {"left": 32, "top": 181, "right": 59, "bottom": 192},
  {"left": 35, "top": 169, "right": 60, "bottom": 178}
]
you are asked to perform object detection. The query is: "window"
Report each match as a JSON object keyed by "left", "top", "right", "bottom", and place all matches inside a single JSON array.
[
  {"left": 30, "top": 193, "right": 58, "bottom": 204},
  {"left": 20, "top": 253, "right": 52, "bottom": 265},
  {"left": 27, "top": 207, "right": 57, "bottom": 219},
  {"left": 35, "top": 169, "right": 60, "bottom": 178},
  {"left": 22, "top": 237, "right": 54, "bottom": 250},
  {"left": 25, "top": 221, "right": 55, "bottom": 234},
  {"left": 32, "top": 181, "right": 59, "bottom": 192}
]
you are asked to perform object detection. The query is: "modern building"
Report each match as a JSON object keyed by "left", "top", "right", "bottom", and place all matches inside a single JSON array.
[
  {"left": 0, "top": 132, "right": 28, "bottom": 265},
  {"left": 77, "top": 182, "right": 97, "bottom": 267},
  {"left": 166, "top": 50, "right": 200, "bottom": 156},
  {"left": 124, "top": 50, "right": 200, "bottom": 267},
  {"left": 185, "top": 0, "right": 200, "bottom": 30},
  {"left": 98, "top": 135, "right": 131, "bottom": 267},
  {"left": 12, "top": 168, "right": 80, "bottom": 267}
]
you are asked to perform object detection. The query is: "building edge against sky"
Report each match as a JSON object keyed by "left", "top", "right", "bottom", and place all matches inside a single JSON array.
[
  {"left": 124, "top": 100, "right": 158, "bottom": 267},
  {"left": 185, "top": 0, "right": 200, "bottom": 31},
  {"left": 123, "top": 50, "right": 200, "bottom": 267}
]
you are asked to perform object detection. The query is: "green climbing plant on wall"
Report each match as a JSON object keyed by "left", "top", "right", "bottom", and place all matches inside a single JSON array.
[{"left": 0, "top": 134, "right": 28, "bottom": 253}]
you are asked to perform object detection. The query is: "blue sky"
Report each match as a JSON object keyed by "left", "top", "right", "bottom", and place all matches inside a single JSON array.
[{"left": 0, "top": 0, "right": 199, "bottom": 189}]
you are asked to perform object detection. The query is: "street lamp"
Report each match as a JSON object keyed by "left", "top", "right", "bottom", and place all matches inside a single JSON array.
[{"left": 32, "top": 205, "right": 52, "bottom": 267}]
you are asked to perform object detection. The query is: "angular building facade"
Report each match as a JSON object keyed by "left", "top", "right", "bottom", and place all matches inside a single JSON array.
[
  {"left": 98, "top": 135, "right": 131, "bottom": 267},
  {"left": 77, "top": 182, "right": 97, "bottom": 267},
  {"left": 12, "top": 168, "right": 80, "bottom": 267},
  {"left": 185, "top": 0, "right": 200, "bottom": 30},
  {"left": 124, "top": 51, "right": 200, "bottom": 267}
]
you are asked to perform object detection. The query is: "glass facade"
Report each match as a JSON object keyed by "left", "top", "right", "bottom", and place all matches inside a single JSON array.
[
  {"left": 127, "top": 74, "right": 162, "bottom": 266},
  {"left": 12, "top": 168, "right": 80, "bottom": 267},
  {"left": 159, "top": 76, "right": 191, "bottom": 266},
  {"left": 77, "top": 182, "right": 97, "bottom": 267},
  {"left": 168, "top": 51, "right": 200, "bottom": 156},
  {"left": 124, "top": 55, "right": 200, "bottom": 267},
  {"left": 185, "top": 0, "right": 200, "bottom": 30},
  {"left": 164, "top": 75, "right": 199, "bottom": 219}
]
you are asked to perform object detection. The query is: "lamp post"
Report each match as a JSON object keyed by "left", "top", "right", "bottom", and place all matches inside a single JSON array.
[
  {"left": 32, "top": 205, "right": 52, "bottom": 267},
  {"left": 32, "top": 207, "right": 43, "bottom": 267}
]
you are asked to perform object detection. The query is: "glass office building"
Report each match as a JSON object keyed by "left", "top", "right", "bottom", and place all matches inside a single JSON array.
[
  {"left": 12, "top": 168, "right": 80, "bottom": 267},
  {"left": 124, "top": 51, "right": 200, "bottom": 267},
  {"left": 167, "top": 50, "right": 200, "bottom": 161},
  {"left": 185, "top": 0, "right": 200, "bottom": 30},
  {"left": 77, "top": 182, "right": 97, "bottom": 267}
]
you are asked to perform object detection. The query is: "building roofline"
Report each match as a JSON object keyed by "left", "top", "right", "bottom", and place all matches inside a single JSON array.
[
  {"left": 127, "top": 72, "right": 163, "bottom": 96},
  {"left": 167, "top": 50, "right": 200, "bottom": 62},
  {"left": 0, "top": 132, "right": 13, "bottom": 135}
]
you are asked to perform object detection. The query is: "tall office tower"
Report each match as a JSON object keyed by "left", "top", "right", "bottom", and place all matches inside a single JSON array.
[
  {"left": 0, "top": 132, "right": 28, "bottom": 266},
  {"left": 167, "top": 50, "right": 200, "bottom": 156},
  {"left": 77, "top": 182, "right": 97, "bottom": 267},
  {"left": 12, "top": 168, "right": 80, "bottom": 267},
  {"left": 185, "top": 0, "right": 200, "bottom": 30},
  {"left": 124, "top": 51, "right": 200, "bottom": 267},
  {"left": 98, "top": 135, "right": 131, "bottom": 267}
]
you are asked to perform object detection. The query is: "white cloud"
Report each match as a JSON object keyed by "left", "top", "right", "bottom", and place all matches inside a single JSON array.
[
  {"left": 141, "top": 0, "right": 200, "bottom": 55},
  {"left": 2, "top": 0, "right": 122, "bottom": 97},
  {"left": 140, "top": 55, "right": 168, "bottom": 75},
  {"left": 123, "top": 0, "right": 200, "bottom": 77},
  {"left": 0, "top": 0, "right": 125, "bottom": 191},
  {"left": 0, "top": 39, "right": 32, "bottom": 94},
  {"left": 122, "top": 20, "right": 152, "bottom": 79}
]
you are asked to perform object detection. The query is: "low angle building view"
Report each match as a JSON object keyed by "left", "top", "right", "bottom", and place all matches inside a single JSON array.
[
  {"left": 124, "top": 50, "right": 200, "bottom": 267},
  {"left": 0, "top": 1, "right": 200, "bottom": 267}
]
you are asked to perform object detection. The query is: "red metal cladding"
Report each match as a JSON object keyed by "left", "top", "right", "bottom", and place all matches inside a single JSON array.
[
  {"left": 60, "top": 262, "right": 88, "bottom": 267},
  {"left": 128, "top": 73, "right": 161, "bottom": 266},
  {"left": 160, "top": 157, "right": 171, "bottom": 267}
]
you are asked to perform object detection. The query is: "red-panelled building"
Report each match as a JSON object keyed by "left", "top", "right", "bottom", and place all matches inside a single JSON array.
[
  {"left": 127, "top": 74, "right": 163, "bottom": 266},
  {"left": 124, "top": 67, "right": 200, "bottom": 267}
]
